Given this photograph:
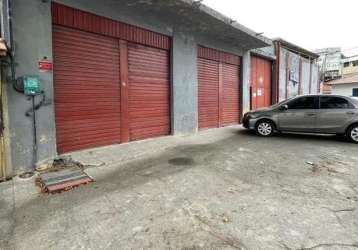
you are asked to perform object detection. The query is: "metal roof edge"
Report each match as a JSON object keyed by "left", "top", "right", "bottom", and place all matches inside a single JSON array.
[
  {"left": 182, "top": 0, "right": 272, "bottom": 47},
  {"left": 273, "top": 38, "right": 319, "bottom": 59}
]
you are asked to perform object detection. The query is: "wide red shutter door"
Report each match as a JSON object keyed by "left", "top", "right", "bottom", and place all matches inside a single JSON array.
[
  {"left": 128, "top": 43, "right": 170, "bottom": 140},
  {"left": 198, "top": 58, "right": 220, "bottom": 129},
  {"left": 53, "top": 26, "right": 121, "bottom": 153},
  {"left": 222, "top": 63, "right": 240, "bottom": 126}
]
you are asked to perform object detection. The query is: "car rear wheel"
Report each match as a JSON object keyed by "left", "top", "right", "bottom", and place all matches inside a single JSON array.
[
  {"left": 347, "top": 124, "right": 358, "bottom": 143},
  {"left": 256, "top": 120, "right": 274, "bottom": 137}
]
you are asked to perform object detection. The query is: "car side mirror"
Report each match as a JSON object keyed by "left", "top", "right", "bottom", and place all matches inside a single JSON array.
[{"left": 279, "top": 104, "right": 288, "bottom": 111}]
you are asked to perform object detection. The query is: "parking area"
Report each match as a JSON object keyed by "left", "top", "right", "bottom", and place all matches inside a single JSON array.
[{"left": 1, "top": 126, "right": 358, "bottom": 250}]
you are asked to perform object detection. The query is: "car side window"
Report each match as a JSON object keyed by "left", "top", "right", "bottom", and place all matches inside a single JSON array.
[
  {"left": 287, "top": 97, "right": 316, "bottom": 109},
  {"left": 320, "top": 97, "right": 352, "bottom": 109}
]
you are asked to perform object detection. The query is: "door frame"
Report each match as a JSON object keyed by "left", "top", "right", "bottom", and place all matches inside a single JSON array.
[{"left": 249, "top": 53, "right": 275, "bottom": 110}]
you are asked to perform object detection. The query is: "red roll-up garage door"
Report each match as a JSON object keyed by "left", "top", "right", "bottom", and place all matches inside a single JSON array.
[
  {"left": 222, "top": 63, "right": 240, "bottom": 126},
  {"left": 52, "top": 3, "right": 171, "bottom": 153},
  {"left": 53, "top": 26, "right": 121, "bottom": 153},
  {"left": 198, "top": 47, "right": 240, "bottom": 130},
  {"left": 128, "top": 43, "right": 170, "bottom": 141},
  {"left": 250, "top": 55, "right": 272, "bottom": 110},
  {"left": 198, "top": 58, "right": 219, "bottom": 129}
]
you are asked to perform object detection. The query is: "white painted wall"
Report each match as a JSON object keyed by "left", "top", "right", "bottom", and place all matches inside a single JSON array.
[{"left": 331, "top": 83, "right": 358, "bottom": 97}]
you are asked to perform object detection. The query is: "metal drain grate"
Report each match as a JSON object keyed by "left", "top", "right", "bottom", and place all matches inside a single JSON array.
[{"left": 37, "top": 167, "right": 93, "bottom": 193}]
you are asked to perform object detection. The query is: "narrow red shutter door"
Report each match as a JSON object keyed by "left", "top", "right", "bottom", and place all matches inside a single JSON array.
[
  {"left": 127, "top": 43, "right": 170, "bottom": 140},
  {"left": 198, "top": 58, "right": 220, "bottom": 129},
  {"left": 222, "top": 63, "right": 240, "bottom": 126}
]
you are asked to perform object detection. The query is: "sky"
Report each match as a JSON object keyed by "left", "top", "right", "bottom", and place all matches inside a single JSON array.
[{"left": 203, "top": 0, "right": 358, "bottom": 56}]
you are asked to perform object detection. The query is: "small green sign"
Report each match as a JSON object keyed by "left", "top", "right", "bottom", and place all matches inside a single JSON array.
[{"left": 24, "top": 76, "right": 41, "bottom": 96}]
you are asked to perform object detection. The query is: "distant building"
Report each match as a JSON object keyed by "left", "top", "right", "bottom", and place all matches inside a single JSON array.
[
  {"left": 342, "top": 55, "right": 358, "bottom": 76},
  {"left": 315, "top": 47, "right": 345, "bottom": 82},
  {"left": 325, "top": 73, "right": 358, "bottom": 97}
]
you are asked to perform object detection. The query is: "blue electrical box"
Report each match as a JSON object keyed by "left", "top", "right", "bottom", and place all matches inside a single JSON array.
[{"left": 23, "top": 75, "right": 42, "bottom": 96}]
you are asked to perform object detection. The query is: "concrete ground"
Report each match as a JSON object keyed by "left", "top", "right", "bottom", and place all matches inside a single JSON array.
[{"left": 1, "top": 126, "right": 358, "bottom": 250}]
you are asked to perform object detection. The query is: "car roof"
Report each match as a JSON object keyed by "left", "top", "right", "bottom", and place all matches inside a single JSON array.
[
  {"left": 292, "top": 94, "right": 358, "bottom": 107},
  {"left": 295, "top": 94, "right": 354, "bottom": 99}
]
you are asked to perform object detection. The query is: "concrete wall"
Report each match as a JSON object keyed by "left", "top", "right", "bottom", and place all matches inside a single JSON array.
[
  {"left": 241, "top": 52, "right": 251, "bottom": 114},
  {"left": 171, "top": 31, "right": 198, "bottom": 135},
  {"left": 8, "top": 0, "right": 253, "bottom": 172},
  {"left": 8, "top": 0, "right": 56, "bottom": 172},
  {"left": 342, "top": 64, "right": 358, "bottom": 75},
  {"left": 342, "top": 56, "right": 358, "bottom": 75},
  {"left": 331, "top": 83, "right": 358, "bottom": 97}
]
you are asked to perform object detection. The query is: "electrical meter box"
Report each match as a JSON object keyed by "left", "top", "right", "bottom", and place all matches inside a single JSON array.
[{"left": 23, "top": 76, "right": 42, "bottom": 96}]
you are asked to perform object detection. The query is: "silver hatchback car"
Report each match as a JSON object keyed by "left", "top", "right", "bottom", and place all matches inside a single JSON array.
[{"left": 243, "top": 95, "right": 358, "bottom": 143}]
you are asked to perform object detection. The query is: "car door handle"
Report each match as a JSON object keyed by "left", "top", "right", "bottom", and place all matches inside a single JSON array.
[
  {"left": 347, "top": 111, "right": 355, "bottom": 115},
  {"left": 306, "top": 113, "right": 316, "bottom": 117}
]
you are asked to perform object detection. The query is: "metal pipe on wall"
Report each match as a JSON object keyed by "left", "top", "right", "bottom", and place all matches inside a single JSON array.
[{"left": 0, "top": 69, "right": 6, "bottom": 181}]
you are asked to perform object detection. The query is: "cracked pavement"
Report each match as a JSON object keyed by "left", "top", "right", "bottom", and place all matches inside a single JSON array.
[{"left": 1, "top": 126, "right": 358, "bottom": 249}]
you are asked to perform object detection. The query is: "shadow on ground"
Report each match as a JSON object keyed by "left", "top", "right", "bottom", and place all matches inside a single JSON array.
[{"left": 237, "top": 128, "right": 351, "bottom": 144}]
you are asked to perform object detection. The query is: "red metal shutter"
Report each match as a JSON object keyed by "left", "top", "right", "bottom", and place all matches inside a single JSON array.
[
  {"left": 198, "top": 58, "right": 220, "bottom": 129},
  {"left": 251, "top": 56, "right": 272, "bottom": 109},
  {"left": 198, "top": 47, "right": 241, "bottom": 129},
  {"left": 53, "top": 26, "right": 121, "bottom": 153},
  {"left": 222, "top": 63, "right": 240, "bottom": 126},
  {"left": 128, "top": 43, "right": 170, "bottom": 140}
]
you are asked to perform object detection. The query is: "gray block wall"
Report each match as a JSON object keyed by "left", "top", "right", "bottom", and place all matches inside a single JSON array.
[
  {"left": 171, "top": 31, "right": 198, "bottom": 135},
  {"left": 7, "top": 0, "right": 253, "bottom": 172},
  {"left": 241, "top": 52, "right": 251, "bottom": 114},
  {"left": 7, "top": 0, "right": 56, "bottom": 172}
]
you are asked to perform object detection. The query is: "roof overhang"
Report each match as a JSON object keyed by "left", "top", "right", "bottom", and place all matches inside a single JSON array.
[
  {"left": 273, "top": 38, "right": 319, "bottom": 59},
  {"left": 117, "top": 0, "right": 271, "bottom": 50}
]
